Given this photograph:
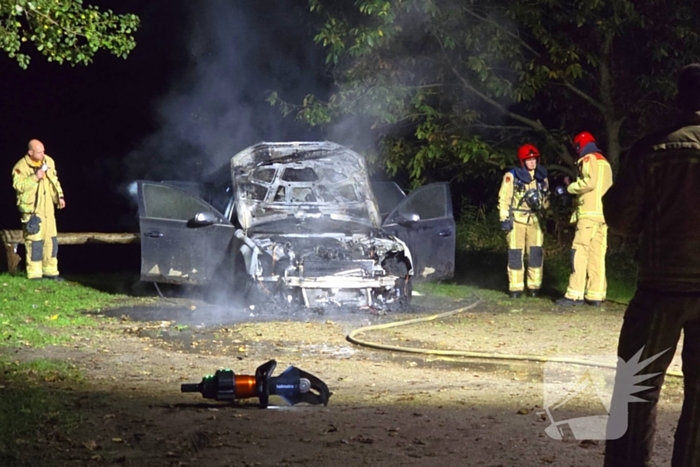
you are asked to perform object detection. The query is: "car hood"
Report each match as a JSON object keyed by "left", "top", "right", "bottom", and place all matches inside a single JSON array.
[
  {"left": 231, "top": 142, "right": 382, "bottom": 231},
  {"left": 247, "top": 217, "right": 374, "bottom": 235}
]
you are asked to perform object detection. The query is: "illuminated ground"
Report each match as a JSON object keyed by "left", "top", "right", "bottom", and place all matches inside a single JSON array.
[{"left": 2, "top": 293, "right": 684, "bottom": 466}]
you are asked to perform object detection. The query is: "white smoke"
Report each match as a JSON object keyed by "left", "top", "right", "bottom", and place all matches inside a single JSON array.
[{"left": 122, "top": 0, "right": 328, "bottom": 184}]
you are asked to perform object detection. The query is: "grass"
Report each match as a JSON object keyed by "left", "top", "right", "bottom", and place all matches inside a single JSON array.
[
  {"left": 0, "top": 225, "right": 642, "bottom": 465},
  {"left": 417, "top": 212, "right": 639, "bottom": 305},
  {"left": 416, "top": 281, "right": 505, "bottom": 302},
  {"left": 0, "top": 273, "right": 134, "bottom": 348},
  {"left": 0, "top": 356, "right": 83, "bottom": 384},
  {"left": 542, "top": 249, "right": 637, "bottom": 304},
  {"left": 416, "top": 249, "right": 637, "bottom": 305},
  {"left": 0, "top": 357, "right": 84, "bottom": 465},
  {"left": 0, "top": 272, "right": 128, "bottom": 464}
]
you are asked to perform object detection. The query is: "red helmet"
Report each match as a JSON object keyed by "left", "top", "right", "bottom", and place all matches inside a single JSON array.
[
  {"left": 517, "top": 144, "right": 540, "bottom": 164},
  {"left": 572, "top": 131, "right": 596, "bottom": 154}
]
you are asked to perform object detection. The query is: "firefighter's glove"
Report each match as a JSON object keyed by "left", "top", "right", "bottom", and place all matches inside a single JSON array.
[
  {"left": 25, "top": 215, "right": 41, "bottom": 235},
  {"left": 553, "top": 186, "right": 572, "bottom": 206},
  {"left": 500, "top": 219, "right": 513, "bottom": 232}
]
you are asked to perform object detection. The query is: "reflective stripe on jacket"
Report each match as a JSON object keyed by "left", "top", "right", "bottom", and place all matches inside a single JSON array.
[
  {"left": 567, "top": 151, "right": 612, "bottom": 223},
  {"left": 498, "top": 166, "right": 549, "bottom": 225},
  {"left": 12, "top": 154, "right": 64, "bottom": 218}
]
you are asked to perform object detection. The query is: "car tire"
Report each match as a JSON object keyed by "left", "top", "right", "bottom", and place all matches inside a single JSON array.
[
  {"left": 243, "top": 277, "right": 267, "bottom": 305},
  {"left": 390, "top": 275, "right": 412, "bottom": 311},
  {"left": 382, "top": 256, "right": 412, "bottom": 311}
]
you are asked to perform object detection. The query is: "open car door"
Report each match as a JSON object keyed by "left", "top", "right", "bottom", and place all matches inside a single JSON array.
[
  {"left": 382, "top": 183, "right": 455, "bottom": 282},
  {"left": 371, "top": 181, "right": 407, "bottom": 222},
  {"left": 136, "top": 181, "right": 237, "bottom": 285},
  {"left": 160, "top": 180, "right": 233, "bottom": 218}
]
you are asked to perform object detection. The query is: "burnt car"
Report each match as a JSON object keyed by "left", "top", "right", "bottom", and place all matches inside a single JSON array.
[{"left": 135, "top": 141, "right": 455, "bottom": 310}]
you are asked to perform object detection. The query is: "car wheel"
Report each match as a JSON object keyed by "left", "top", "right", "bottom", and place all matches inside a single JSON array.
[
  {"left": 243, "top": 277, "right": 268, "bottom": 305},
  {"left": 391, "top": 275, "right": 412, "bottom": 311},
  {"left": 382, "top": 256, "right": 412, "bottom": 311}
]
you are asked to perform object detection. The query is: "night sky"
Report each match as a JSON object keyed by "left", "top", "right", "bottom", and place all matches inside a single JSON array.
[{"left": 0, "top": 0, "right": 330, "bottom": 239}]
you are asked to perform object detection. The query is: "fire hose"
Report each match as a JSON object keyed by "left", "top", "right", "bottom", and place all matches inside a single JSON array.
[
  {"left": 346, "top": 296, "right": 684, "bottom": 378},
  {"left": 182, "top": 295, "right": 682, "bottom": 408}
]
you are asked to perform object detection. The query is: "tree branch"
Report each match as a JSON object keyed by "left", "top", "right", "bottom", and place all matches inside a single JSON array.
[
  {"left": 636, "top": 98, "right": 676, "bottom": 112},
  {"left": 466, "top": 123, "right": 532, "bottom": 131},
  {"left": 443, "top": 54, "right": 546, "bottom": 131},
  {"left": 458, "top": 5, "right": 541, "bottom": 59},
  {"left": 24, "top": 7, "right": 84, "bottom": 37},
  {"left": 435, "top": 35, "right": 576, "bottom": 168},
  {"left": 559, "top": 80, "right": 606, "bottom": 112}
]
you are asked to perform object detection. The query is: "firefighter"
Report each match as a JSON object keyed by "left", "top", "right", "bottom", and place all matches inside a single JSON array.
[
  {"left": 12, "top": 139, "right": 66, "bottom": 280},
  {"left": 498, "top": 144, "right": 549, "bottom": 298},
  {"left": 555, "top": 132, "right": 612, "bottom": 306}
]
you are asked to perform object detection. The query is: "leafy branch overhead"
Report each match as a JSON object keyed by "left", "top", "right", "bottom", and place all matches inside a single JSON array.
[
  {"left": 276, "top": 0, "right": 700, "bottom": 183},
  {"left": 0, "top": 0, "right": 139, "bottom": 68}
]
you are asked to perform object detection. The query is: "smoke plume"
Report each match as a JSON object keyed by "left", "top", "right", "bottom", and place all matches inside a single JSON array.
[{"left": 122, "top": 0, "right": 328, "bottom": 185}]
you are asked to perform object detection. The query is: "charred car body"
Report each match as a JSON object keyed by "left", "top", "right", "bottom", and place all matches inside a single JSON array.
[{"left": 136, "top": 142, "right": 455, "bottom": 310}]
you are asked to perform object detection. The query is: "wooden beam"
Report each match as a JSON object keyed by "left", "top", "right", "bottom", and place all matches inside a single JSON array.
[
  {"left": 53, "top": 232, "right": 140, "bottom": 245},
  {"left": 1, "top": 234, "right": 21, "bottom": 276},
  {"left": 0, "top": 230, "right": 140, "bottom": 274}
]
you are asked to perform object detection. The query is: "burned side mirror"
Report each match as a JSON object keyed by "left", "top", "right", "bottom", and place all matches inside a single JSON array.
[
  {"left": 190, "top": 211, "right": 218, "bottom": 227},
  {"left": 396, "top": 212, "right": 420, "bottom": 227}
]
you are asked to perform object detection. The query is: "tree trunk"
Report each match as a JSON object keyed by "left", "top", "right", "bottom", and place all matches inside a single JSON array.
[{"left": 598, "top": 32, "right": 623, "bottom": 172}]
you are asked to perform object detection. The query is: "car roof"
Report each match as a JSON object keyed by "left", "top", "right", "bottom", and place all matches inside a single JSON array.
[{"left": 231, "top": 141, "right": 362, "bottom": 168}]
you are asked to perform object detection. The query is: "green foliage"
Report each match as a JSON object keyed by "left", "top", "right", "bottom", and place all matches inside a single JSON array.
[
  {"left": 275, "top": 0, "right": 700, "bottom": 185},
  {"left": 449, "top": 207, "right": 636, "bottom": 303},
  {"left": 0, "top": 273, "right": 127, "bottom": 347},
  {"left": 604, "top": 250, "right": 639, "bottom": 303},
  {"left": 0, "top": 0, "right": 139, "bottom": 68},
  {"left": 455, "top": 205, "right": 505, "bottom": 252},
  {"left": 540, "top": 248, "right": 636, "bottom": 304}
]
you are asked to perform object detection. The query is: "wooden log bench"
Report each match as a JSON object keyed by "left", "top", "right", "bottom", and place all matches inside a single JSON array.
[{"left": 1, "top": 229, "right": 140, "bottom": 274}]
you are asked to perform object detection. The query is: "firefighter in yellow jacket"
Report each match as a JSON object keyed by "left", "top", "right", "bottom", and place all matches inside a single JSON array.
[
  {"left": 556, "top": 132, "right": 613, "bottom": 306},
  {"left": 12, "top": 139, "right": 66, "bottom": 280},
  {"left": 498, "top": 144, "right": 549, "bottom": 298}
]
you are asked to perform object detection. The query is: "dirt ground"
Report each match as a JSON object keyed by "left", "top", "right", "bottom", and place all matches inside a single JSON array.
[{"left": 0, "top": 291, "right": 686, "bottom": 467}]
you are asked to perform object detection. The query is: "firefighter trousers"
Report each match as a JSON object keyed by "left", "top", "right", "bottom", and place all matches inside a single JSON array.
[
  {"left": 506, "top": 221, "right": 544, "bottom": 292},
  {"left": 23, "top": 212, "right": 59, "bottom": 279},
  {"left": 565, "top": 218, "right": 607, "bottom": 301},
  {"left": 604, "top": 288, "right": 700, "bottom": 467}
]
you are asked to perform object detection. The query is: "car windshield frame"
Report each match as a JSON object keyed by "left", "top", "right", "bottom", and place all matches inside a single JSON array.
[{"left": 231, "top": 142, "right": 382, "bottom": 231}]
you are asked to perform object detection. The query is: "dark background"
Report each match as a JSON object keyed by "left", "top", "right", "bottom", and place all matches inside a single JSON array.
[
  {"left": 1, "top": 0, "right": 330, "bottom": 231},
  {"left": 0, "top": 1, "right": 331, "bottom": 273}
]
